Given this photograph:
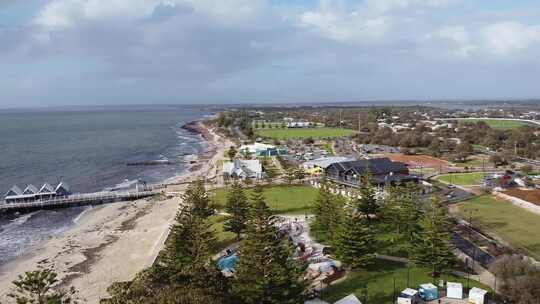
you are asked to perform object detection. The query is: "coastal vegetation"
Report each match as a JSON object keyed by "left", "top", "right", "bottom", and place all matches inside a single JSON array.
[{"left": 457, "top": 195, "right": 540, "bottom": 260}]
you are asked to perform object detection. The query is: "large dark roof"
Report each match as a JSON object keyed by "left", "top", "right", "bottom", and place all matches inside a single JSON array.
[{"left": 329, "top": 158, "right": 408, "bottom": 175}]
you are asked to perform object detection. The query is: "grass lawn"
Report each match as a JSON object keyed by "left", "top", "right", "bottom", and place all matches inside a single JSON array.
[
  {"left": 454, "top": 156, "right": 490, "bottom": 168},
  {"left": 212, "top": 185, "right": 318, "bottom": 215},
  {"left": 210, "top": 215, "right": 237, "bottom": 250},
  {"left": 457, "top": 195, "right": 540, "bottom": 260},
  {"left": 436, "top": 172, "right": 486, "bottom": 185},
  {"left": 458, "top": 119, "right": 532, "bottom": 130},
  {"left": 256, "top": 127, "right": 355, "bottom": 139},
  {"left": 323, "top": 260, "right": 490, "bottom": 303}
]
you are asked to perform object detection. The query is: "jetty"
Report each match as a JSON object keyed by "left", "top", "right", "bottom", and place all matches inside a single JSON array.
[
  {"left": 126, "top": 160, "right": 195, "bottom": 166},
  {"left": 0, "top": 189, "right": 161, "bottom": 213}
]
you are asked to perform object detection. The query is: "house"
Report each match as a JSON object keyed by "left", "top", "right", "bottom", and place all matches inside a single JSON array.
[
  {"left": 36, "top": 183, "right": 56, "bottom": 200},
  {"left": 23, "top": 184, "right": 38, "bottom": 195},
  {"left": 325, "top": 158, "right": 417, "bottom": 187},
  {"left": 55, "top": 182, "right": 71, "bottom": 197},
  {"left": 4, "top": 182, "right": 72, "bottom": 204},
  {"left": 239, "top": 143, "right": 287, "bottom": 157},
  {"left": 222, "top": 159, "right": 264, "bottom": 180},
  {"left": 287, "top": 121, "right": 311, "bottom": 128}
]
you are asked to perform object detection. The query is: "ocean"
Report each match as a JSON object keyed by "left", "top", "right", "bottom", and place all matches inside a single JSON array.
[{"left": 0, "top": 105, "right": 210, "bottom": 266}]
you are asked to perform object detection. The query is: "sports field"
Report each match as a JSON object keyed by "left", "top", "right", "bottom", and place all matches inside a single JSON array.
[
  {"left": 458, "top": 119, "right": 533, "bottom": 130},
  {"left": 255, "top": 127, "right": 355, "bottom": 139},
  {"left": 212, "top": 185, "right": 318, "bottom": 214},
  {"left": 436, "top": 172, "right": 486, "bottom": 185},
  {"left": 457, "top": 195, "right": 540, "bottom": 260}
]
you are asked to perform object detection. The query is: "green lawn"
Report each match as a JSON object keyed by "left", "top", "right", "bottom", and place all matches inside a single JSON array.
[
  {"left": 323, "top": 260, "right": 490, "bottom": 303},
  {"left": 256, "top": 128, "right": 355, "bottom": 139},
  {"left": 457, "top": 195, "right": 540, "bottom": 260},
  {"left": 454, "top": 156, "right": 490, "bottom": 168},
  {"left": 436, "top": 172, "right": 486, "bottom": 185},
  {"left": 210, "top": 215, "right": 237, "bottom": 250},
  {"left": 212, "top": 185, "right": 318, "bottom": 215},
  {"left": 458, "top": 119, "right": 532, "bottom": 130}
]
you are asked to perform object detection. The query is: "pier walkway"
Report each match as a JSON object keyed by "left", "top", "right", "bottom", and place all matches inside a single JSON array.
[{"left": 0, "top": 189, "right": 161, "bottom": 213}]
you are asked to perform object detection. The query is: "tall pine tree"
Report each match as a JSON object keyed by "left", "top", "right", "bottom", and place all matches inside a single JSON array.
[
  {"left": 224, "top": 181, "right": 249, "bottom": 240},
  {"left": 232, "top": 185, "right": 307, "bottom": 304},
  {"left": 354, "top": 174, "right": 380, "bottom": 227},
  {"left": 334, "top": 208, "right": 377, "bottom": 269},
  {"left": 181, "top": 180, "right": 214, "bottom": 218},
  {"left": 411, "top": 198, "right": 456, "bottom": 277},
  {"left": 155, "top": 181, "right": 228, "bottom": 299},
  {"left": 399, "top": 182, "right": 423, "bottom": 243},
  {"left": 312, "top": 178, "right": 344, "bottom": 243}
]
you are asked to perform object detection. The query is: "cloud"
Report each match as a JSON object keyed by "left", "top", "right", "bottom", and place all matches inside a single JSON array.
[
  {"left": 480, "top": 22, "right": 540, "bottom": 55},
  {"left": 1, "top": 0, "right": 540, "bottom": 106}
]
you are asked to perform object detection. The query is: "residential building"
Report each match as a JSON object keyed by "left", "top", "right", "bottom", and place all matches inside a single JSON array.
[
  {"left": 325, "top": 158, "right": 417, "bottom": 187},
  {"left": 222, "top": 159, "right": 264, "bottom": 180}
]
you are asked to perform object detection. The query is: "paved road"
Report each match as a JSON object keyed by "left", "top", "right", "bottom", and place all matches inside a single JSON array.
[{"left": 451, "top": 232, "right": 495, "bottom": 267}]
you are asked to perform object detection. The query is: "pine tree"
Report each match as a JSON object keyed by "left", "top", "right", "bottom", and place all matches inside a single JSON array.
[
  {"left": 232, "top": 185, "right": 307, "bottom": 304},
  {"left": 224, "top": 181, "right": 249, "bottom": 240},
  {"left": 181, "top": 180, "right": 214, "bottom": 218},
  {"left": 399, "top": 182, "right": 423, "bottom": 243},
  {"left": 8, "top": 268, "right": 78, "bottom": 304},
  {"left": 334, "top": 208, "right": 376, "bottom": 270},
  {"left": 154, "top": 181, "right": 228, "bottom": 299},
  {"left": 411, "top": 198, "right": 456, "bottom": 277},
  {"left": 312, "top": 179, "right": 343, "bottom": 242},
  {"left": 354, "top": 174, "right": 380, "bottom": 227},
  {"left": 158, "top": 204, "right": 217, "bottom": 283}
]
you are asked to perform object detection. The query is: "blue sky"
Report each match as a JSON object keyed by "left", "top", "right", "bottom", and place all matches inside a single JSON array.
[{"left": 1, "top": 0, "right": 540, "bottom": 107}]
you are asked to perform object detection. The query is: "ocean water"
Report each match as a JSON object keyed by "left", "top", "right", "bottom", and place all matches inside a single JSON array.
[{"left": 0, "top": 105, "right": 210, "bottom": 266}]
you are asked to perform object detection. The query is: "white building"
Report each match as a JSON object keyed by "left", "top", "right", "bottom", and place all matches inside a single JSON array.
[
  {"left": 222, "top": 159, "right": 264, "bottom": 180},
  {"left": 302, "top": 156, "right": 354, "bottom": 170}
]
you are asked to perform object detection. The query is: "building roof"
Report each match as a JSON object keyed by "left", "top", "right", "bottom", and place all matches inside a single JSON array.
[
  {"left": 239, "top": 143, "right": 276, "bottom": 153},
  {"left": 55, "top": 182, "right": 70, "bottom": 192},
  {"left": 39, "top": 183, "right": 55, "bottom": 194},
  {"left": 328, "top": 158, "right": 408, "bottom": 176},
  {"left": 334, "top": 294, "right": 362, "bottom": 304},
  {"left": 5, "top": 185, "right": 23, "bottom": 198},
  {"left": 23, "top": 184, "right": 39, "bottom": 194},
  {"left": 303, "top": 156, "right": 354, "bottom": 169},
  {"left": 223, "top": 159, "right": 263, "bottom": 177}
]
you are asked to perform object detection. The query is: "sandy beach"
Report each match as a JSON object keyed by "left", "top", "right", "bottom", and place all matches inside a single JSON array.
[{"left": 0, "top": 121, "right": 233, "bottom": 303}]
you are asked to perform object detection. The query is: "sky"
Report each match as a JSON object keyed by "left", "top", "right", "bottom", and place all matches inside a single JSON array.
[{"left": 1, "top": 0, "right": 540, "bottom": 107}]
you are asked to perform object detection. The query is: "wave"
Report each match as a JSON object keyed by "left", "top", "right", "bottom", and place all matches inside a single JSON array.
[
  {"left": 72, "top": 206, "right": 93, "bottom": 223},
  {"left": 0, "top": 211, "right": 40, "bottom": 233}
]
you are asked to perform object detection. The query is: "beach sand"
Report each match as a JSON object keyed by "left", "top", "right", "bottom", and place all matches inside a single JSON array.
[{"left": 0, "top": 122, "right": 233, "bottom": 303}]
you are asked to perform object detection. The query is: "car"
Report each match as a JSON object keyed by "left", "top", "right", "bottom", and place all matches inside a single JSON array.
[{"left": 447, "top": 184, "right": 456, "bottom": 189}]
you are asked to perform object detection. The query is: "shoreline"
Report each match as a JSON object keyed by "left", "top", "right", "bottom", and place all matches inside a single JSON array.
[{"left": 0, "top": 120, "right": 233, "bottom": 303}]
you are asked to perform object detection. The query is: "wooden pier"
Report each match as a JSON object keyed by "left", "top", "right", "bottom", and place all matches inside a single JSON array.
[{"left": 0, "top": 189, "right": 161, "bottom": 213}]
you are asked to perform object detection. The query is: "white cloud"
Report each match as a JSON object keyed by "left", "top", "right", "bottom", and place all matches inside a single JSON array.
[
  {"left": 480, "top": 22, "right": 540, "bottom": 55},
  {"left": 298, "top": 1, "right": 391, "bottom": 43},
  {"left": 34, "top": 0, "right": 265, "bottom": 29},
  {"left": 364, "top": 0, "right": 459, "bottom": 13},
  {"left": 433, "top": 25, "right": 475, "bottom": 57}
]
